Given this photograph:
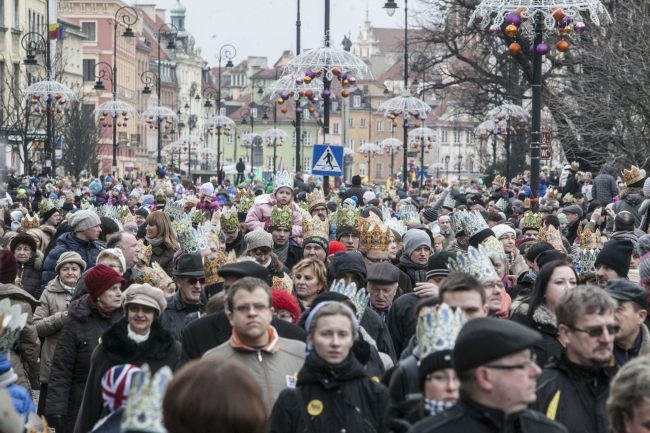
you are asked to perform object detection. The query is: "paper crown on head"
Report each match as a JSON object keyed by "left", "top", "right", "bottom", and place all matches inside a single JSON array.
[
  {"left": 575, "top": 249, "right": 599, "bottom": 279},
  {"left": 442, "top": 195, "right": 456, "bottom": 210},
  {"left": 272, "top": 274, "right": 294, "bottom": 292},
  {"left": 570, "top": 161, "right": 580, "bottom": 172},
  {"left": 0, "top": 298, "right": 28, "bottom": 352},
  {"left": 456, "top": 210, "right": 489, "bottom": 239},
  {"left": 492, "top": 175, "right": 506, "bottom": 187},
  {"left": 522, "top": 198, "right": 531, "bottom": 209},
  {"left": 204, "top": 250, "right": 236, "bottom": 284},
  {"left": 269, "top": 205, "right": 293, "bottom": 231},
  {"left": 329, "top": 279, "right": 369, "bottom": 320},
  {"left": 561, "top": 192, "right": 574, "bottom": 204},
  {"left": 538, "top": 224, "right": 566, "bottom": 253},
  {"left": 545, "top": 187, "right": 558, "bottom": 201},
  {"left": 173, "top": 216, "right": 208, "bottom": 254},
  {"left": 21, "top": 214, "right": 40, "bottom": 231},
  {"left": 120, "top": 364, "right": 172, "bottom": 433},
  {"left": 163, "top": 200, "right": 185, "bottom": 222},
  {"left": 239, "top": 195, "right": 254, "bottom": 214},
  {"left": 447, "top": 245, "right": 498, "bottom": 281},
  {"left": 359, "top": 221, "right": 391, "bottom": 254},
  {"left": 623, "top": 165, "right": 647, "bottom": 186},
  {"left": 385, "top": 217, "right": 407, "bottom": 238},
  {"left": 414, "top": 303, "right": 465, "bottom": 359},
  {"left": 220, "top": 207, "right": 239, "bottom": 232},
  {"left": 450, "top": 211, "right": 464, "bottom": 234},
  {"left": 273, "top": 170, "right": 294, "bottom": 192},
  {"left": 137, "top": 262, "right": 173, "bottom": 289},
  {"left": 306, "top": 189, "right": 327, "bottom": 211},
  {"left": 136, "top": 240, "right": 152, "bottom": 266},
  {"left": 38, "top": 198, "right": 58, "bottom": 215},
  {"left": 303, "top": 212, "right": 330, "bottom": 241},
  {"left": 521, "top": 211, "right": 543, "bottom": 231},
  {"left": 495, "top": 197, "right": 508, "bottom": 213},
  {"left": 399, "top": 204, "right": 421, "bottom": 226},
  {"left": 336, "top": 204, "right": 361, "bottom": 231},
  {"left": 577, "top": 225, "right": 603, "bottom": 250}
]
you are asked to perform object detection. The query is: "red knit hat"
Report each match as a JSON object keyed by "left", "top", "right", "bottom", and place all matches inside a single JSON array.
[
  {"left": 0, "top": 249, "right": 18, "bottom": 284},
  {"left": 271, "top": 289, "right": 301, "bottom": 323},
  {"left": 328, "top": 240, "right": 347, "bottom": 256},
  {"left": 86, "top": 264, "right": 125, "bottom": 300}
]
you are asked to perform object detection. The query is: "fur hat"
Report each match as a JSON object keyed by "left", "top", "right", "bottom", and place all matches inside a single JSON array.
[{"left": 9, "top": 233, "right": 37, "bottom": 254}]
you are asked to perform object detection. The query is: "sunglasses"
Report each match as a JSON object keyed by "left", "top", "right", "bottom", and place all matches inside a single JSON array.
[
  {"left": 185, "top": 277, "right": 206, "bottom": 285},
  {"left": 569, "top": 324, "right": 620, "bottom": 338}
]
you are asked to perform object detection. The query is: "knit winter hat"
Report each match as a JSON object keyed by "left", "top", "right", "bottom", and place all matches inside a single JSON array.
[
  {"left": 0, "top": 249, "right": 18, "bottom": 284},
  {"left": 55, "top": 251, "right": 87, "bottom": 274},
  {"left": 86, "top": 264, "right": 125, "bottom": 300},
  {"left": 492, "top": 224, "right": 516, "bottom": 240},
  {"left": 328, "top": 240, "right": 347, "bottom": 256},
  {"left": 244, "top": 228, "right": 273, "bottom": 252},
  {"left": 9, "top": 233, "right": 37, "bottom": 254},
  {"left": 643, "top": 178, "right": 650, "bottom": 198},
  {"left": 637, "top": 235, "right": 650, "bottom": 257},
  {"left": 101, "top": 364, "right": 142, "bottom": 412},
  {"left": 403, "top": 229, "right": 432, "bottom": 257},
  {"left": 271, "top": 289, "right": 301, "bottom": 323},
  {"left": 97, "top": 248, "right": 127, "bottom": 274},
  {"left": 69, "top": 209, "right": 101, "bottom": 232},
  {"left": 422, "top": 207, "right": 439, "bottom": 223},
  {"left": 418, "top": 349, "right": 453, "bottom": 388},
  {"left": 596, "top": 238, "right": 635, "bottom": 279}
]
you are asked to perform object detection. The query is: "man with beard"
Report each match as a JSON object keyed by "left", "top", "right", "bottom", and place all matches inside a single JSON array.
[
  {"left": 221, "top": 207, "right": 247, "bottom": 257},
  {"left": 533, "top": 286, "right": 618, "bottom": 433}
]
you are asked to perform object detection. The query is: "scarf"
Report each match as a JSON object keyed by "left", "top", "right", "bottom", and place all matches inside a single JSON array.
[
  {"left": 127, "top": 325, "right": 150, "bottom": 343},
  {"left": 398, "top": 254, "right": 428, "bottom": 283},
  {"left": 424, "top": 399, "right": 455, "bottom": 416},
  {"left": 60, "top": 279, "right": 76, "bottom": 294},
  {"left": 145, "top": 236, "right": 164, "bottom": 247},
  {"left": 275, "top": 242, "right": 290, "bottom": 263}
]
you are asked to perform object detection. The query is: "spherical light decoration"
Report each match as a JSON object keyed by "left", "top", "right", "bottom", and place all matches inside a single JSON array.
[
  {"left": 488, "top": 24, "right": 501, "bottom": 35},
  {"left": 552, "top": 8, "right": 565, "bottom": 21},
  {"left": 341, "top": 89, "right": 350, "bottom": 97},
  {"left": 556, "top": 39, "right": 570, "bottom": 52},
  {"left": 574, "top": 21, "right": 587, "bottom": 32},
  {"left": 505, "top": 24, "right": 519, "bottom": 37},
  {"left": 322, "top": 89, "right": 331, "bottom": 98},
  {"left": 505, "top": 12, "right": 522, "bottom": 26},
  {"left": 508, "top": 42, "right": 522, "bottom": 55},
  {"left": 536, "top": 43, "right": 549, "bottom": 55}
]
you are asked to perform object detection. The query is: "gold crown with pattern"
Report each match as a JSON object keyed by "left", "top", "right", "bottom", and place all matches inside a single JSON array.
[
  {"left": 492, "top": 175, "right": 506, "bottom": 187},
  {"left": 204, "top": 250, "right": 236, "bottom": 284},
  {"left": 269, "top": 205, "right": 293, "bottom": 230},
  {"left": 235, "top": 189, "right": 253, "bottom": 205},
  {"left": 137, "top": 262, "right": 173, "bottom": 290},
  {"left": 359, "top": 221, "right": 391, "bottom": 254},
  {"left": 538, "top": 224, "right": 566, "bottom": 253},
  {"left": 521, "top": 211, "right": 543, "bottom": 231},
  {"left": 220, "top": 207, "right": 239, "bottom": 232},
  {"left": 576, "top": 225, "right": 603, "bottom": 250},
  {"left": 136, "top": 239, "right": 153, "bottom": 266},
  {"left": 623, "top": 165, "right": 647, "bottom": 186},
  {"left": 38, "top": 198, "right": 58, "bottom": 215},
  {"left": 272, "top": 274, "right": 294, "bottom": 292},
  {"left": 336, "top": 204, "right": 361, "bottom": 231},
  {"left": 303, "top": 212, "right": 330, "bottom": 240},
  {"left": 21, "top": 214, "right": 41, "bottom": 231},
  {"left": 306, "top": 189, "right": 327, "bottom": 211},
  {"left": 561, "top": 192, "right": 574, "bottom": 204}
]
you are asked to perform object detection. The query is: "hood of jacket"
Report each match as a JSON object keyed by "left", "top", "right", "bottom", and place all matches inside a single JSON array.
[
  {"left": 620, "top": 187, "right": 643, "bottom": 205},
  {"left": 100, "top": 318, "right": 176, "bottom": 361},
  {"left": 600, "top": 163, "right": 615, "bottom": 176},
  {"left": 0, "top": 283, "right": 39, "bottom": 308}
]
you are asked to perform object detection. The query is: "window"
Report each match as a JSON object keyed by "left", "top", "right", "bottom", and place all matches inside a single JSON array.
[
  {"left": 12, "top": 63, "right": 19, "bottom": 96},
  {"left": 81, "top": 22, "right": 96, "bottom": 41},
  {"left": 303, "top": 156, "right": 311, "bottom": 169},
  {"left": 360, "top": 118, "right": 367, "bottom": 128},
  {"left": 332, "top": 122, "right": 340, "bottom": 135},
  {"left": 453, "top": 129, "right": 461, "bottom": 144},
  {"left": 352, "top": 95, "right": 361, "bottom": 108},
  {"left": 82, "top": 59, "right": 95, "bottom": 81},
  {"left": 303, "top": 131, "right": 312, "bottom": 146},
  {"left": 13, "top": 0, "right": 18, "bottom": 28},
  {"left": 359, "top": 165, "right": 366, "bottom": 177},
  {"left": 466, "top": 131, "right": 473, "bottom": 145},
  {"left": 360, "top": 138, "right": 366, "bottom": 146},
  {"left": 441, "top": 130, "right": 448, "bottom": 143},
  {"left": 227, "top": 133, "right": 233, "bottom": 144},
  {"left": 348, "top": 117, "right": 354, "bottom": 128},
  {"left": 376, "top": 120, "right": 383, "bottom": 132},
  {"left": 292, "top": 130, "right": 297, "bottom": 146},
  {"left": 375, "top": 163, "right": 383, "bottom": 179},
  {"left": 219, "top": 107, "right": 226, "bottom": 116},
  {"left": 267, "top": 156, "right": 273, "bottom": 169}
]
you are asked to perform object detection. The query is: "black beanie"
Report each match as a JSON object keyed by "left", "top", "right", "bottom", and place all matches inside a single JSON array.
[
  {"left": 418, "top": 350, "right": 453, "bottom": 388},
  {"left": 596, "top": 238, "right": 634, "bottom": 278}
]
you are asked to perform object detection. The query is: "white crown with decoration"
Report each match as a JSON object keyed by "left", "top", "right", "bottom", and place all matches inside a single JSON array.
[
  {"left": 448, "top": 245, "right": 498, "bottom": 281},
  {"left": 0, "top": 298, "right": 27, "bottom": 352},
  {"left": 329, "top": 279, "right": 369, "bottom": 320},
  {"left": 414, "top": 303, "right": 465, "bottom": 359},
  {"left": 120, "top": 364, "right": 173, "bottom": 433},
  {"left": 273, "top": 170, "right": 294, "bottom": 192}
]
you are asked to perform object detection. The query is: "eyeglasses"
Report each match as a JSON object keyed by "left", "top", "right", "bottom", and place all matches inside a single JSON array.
[
  {"left": 233, "top": 303, "right": 269, "bottom": 314},
  {"left": 185, "top": 277, "right": 206, "bottom": 286},
  {"left": 569, "top": 324, "right": 620, "bottom": 338},
  {"left": 485, "top": 352, "right": 538, "bottom": 370}
]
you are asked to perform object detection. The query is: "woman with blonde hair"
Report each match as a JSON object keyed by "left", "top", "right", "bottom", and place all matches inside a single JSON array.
[
  {"left": 144, "top": 211, "right": 179, "bottom": 276},
  {"left": 291, "top": 258, "right": 327, "bottom": 311}
]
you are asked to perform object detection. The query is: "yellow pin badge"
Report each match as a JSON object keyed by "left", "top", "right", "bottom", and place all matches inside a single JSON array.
[{"left": 307, "top": 399, "right": 323, "bottom": 416}]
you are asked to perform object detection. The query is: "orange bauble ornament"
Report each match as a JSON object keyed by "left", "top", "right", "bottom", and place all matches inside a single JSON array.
[
  {"left": 556, "top": 40, "right": 569, "bottom": 52},
  {"left": 552, "top": 8, "right": 565, "bottom": 21},
  {"left": 508, "top": 42, "right": 522, "bottom": 55},
  {"left": 305, "top": 89, "right": 314, "bottom": 98},
  {"left": 341, "top": 89, "right": 350, "bottom": 98},
  {"left": 281, "top": 107, "right": 288, "bottom": 114},
  {"left": 505, "top": 24, "right": 518, "bottom": 37}
]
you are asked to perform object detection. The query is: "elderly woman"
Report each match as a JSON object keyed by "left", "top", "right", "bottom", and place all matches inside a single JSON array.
[
  {"left": 291, "top": 258, "right": 327, "bottom": 312},
  {"left": 34, "top": 252, "right": 86, "bottom": 416},
  {"left": 270, "top": 302, "right": 389, "bottom": 433},
  {"left": 74, "top": 283, "right": 181, "bottom": 433},
  {"left": 144, "top": 211, "right": 179, "bottom": 276},
  {"left": 45, "top": 264, "right": 124, "bottom": 433},
  {"left": 9, "top": 233, "right": 43, "bottom": 298},
  {"left": 607, "top": 354, "right": 650, "bottom": 433}
]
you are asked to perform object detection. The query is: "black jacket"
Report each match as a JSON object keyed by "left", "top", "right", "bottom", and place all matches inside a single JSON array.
[
  {"left": 510, "top": 303, "right": 563, "bottom": 368},
  {"left": 73, "top": 319, "right": 181, "bottom": 433},
  {"left": 270, "top": 353, "right": 390, "bottom": 433},
  {"left": 45, "top": 295, "right": 122, "bottom": 433},
  {"left": 409, "top": 392, "right": 568, "bottom": 433},
  {"left": 388, "top": 293, "right": 419, "bottom": 358},
  {"left": 362, "top": 308, "right": 397, "bottom": 362},
  {"left": 159, "top": 291, "right": 204, "bottom": 340},
  {"left": 145, "top": 241, "right": 176, "bottom": 276},
  {"left": 180, "top": 311, "right": 307, "bottom": 363},
  {"left": 225, "top": 231, "right": 247, "bottom": 257},
  {"left": 16, "top": 251, "right": 44, "bottom": 299},
  {"left": 532, "top": 353, "right": 616, "bottom": 433},
  {"left": 342, "top": 185, "right": 367, "bottom": 206}
]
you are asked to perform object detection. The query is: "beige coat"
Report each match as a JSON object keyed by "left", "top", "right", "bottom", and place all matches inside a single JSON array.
[
  {"left": 33, "top": 277, "right": 73, "bottom": 383},
  {"left": 0, "top": 283, "right": 40, "bottom": 391}
]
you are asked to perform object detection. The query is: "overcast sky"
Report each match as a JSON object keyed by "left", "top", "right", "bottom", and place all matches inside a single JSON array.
[{"left": 153, "top": 0, "right": 424, "bottom": 68}]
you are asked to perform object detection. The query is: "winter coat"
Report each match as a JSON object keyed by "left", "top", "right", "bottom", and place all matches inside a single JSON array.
[
  {"left": 144, "top": 240, "right": 176, "bottom": 277},
  {"left": 613, "top": 323, "right": 650, "bottom": 366},
  {"left": 410, "top": 391, "right": 568, "bottom": 433},
  {"left": 15, "top": 251, "right": 44, "bottom": 299},
  {"left": 510, "top": 301, "right": 563, "bottom": 368},
  {"left": 40, "top": 223, "right": 57, "bottom": 250},
  {"left": 73, "top": 319, "right": 181, "bottom": 433},
  {"left": 270, "top": 353, "right": 390, "bottom": 433},
  {"left": 532, "top": 352, "right": 616, "bottom": 433},
  {"left": 42, "top": 232, "right": 103, "bottom": 292},
  {"left": 203, "top": 327, "right": 306, "bottom": 412},
  {"left": 563, "top": 173, "right": 580, "bottom": 195},
  {"left": 33, "top": 277, "right": 73, "bottom": 383},
  {"left": 639, "top": 198, "right": 650, "bottom": 232},
  {"left": 245, "top": 195, "right": 303, "bottom": 239},
  {"left": 180, "top": 311, "right": 307, "bottom": 363},
  {"left": 159, "top": 291, "right": 204, "bottom": 340},
  {"left": 45, "top": 295, "right": 123, "bottom": 433},
  {"left": 613, "top": 187, "right": 643, "bottom": 226},
  {"left": 386, "top": 354, "right": 420, "bottom": 423},
  {"left": 225, "top": 231, "right": 247, "bottom": 257},
  {"left": 0, "top": 283, "right": 40, "bottom": 391},
  {"left": 592, "top": 164, "right": 618, "bottom": 206},
  {"left": 387, "top": 293, "right": 419, "bottom": 358},
  {"left": 361, "top": 308, "right": 397, "bottom": 362}
]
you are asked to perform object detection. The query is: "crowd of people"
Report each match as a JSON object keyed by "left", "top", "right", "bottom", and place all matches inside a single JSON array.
[{"left": 0, "top": 162, "right": 649, "bottom": 433}]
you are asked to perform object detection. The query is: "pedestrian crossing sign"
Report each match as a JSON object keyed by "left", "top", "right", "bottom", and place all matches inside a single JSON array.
[{"left": 312, "top": 144, "right": 343, "bottom": 176}]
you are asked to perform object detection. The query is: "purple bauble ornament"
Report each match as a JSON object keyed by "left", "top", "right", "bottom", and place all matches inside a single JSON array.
[
  {"left": 574, "top": 21, "right": 586, "bottom": 33},
  {"left": 488, "top": 24, "right": 501, "bottom": 36},
  {"left": 306, "top": 69, "right": 315, "bottom": 79},
  {"left": 348, "top": 76, "right": 357, "bottom": 85},
  {"left": 559, "top": 16, "right": 572, "bottom": 27},
  {"left": 536, "top": 43, "right": 549, "bottom": 55},
  {"left": 280, "top": 91, "right": 290, "bottom": 100},
  {"left": 295, "top": 77, "right": 303, "bottom": 85},
  {"left": 340, "top": 71, "right": 348, "bottom": 81},
  {"left": 296, "top": 107, "right": 303, "bottom": 113},
  {"left": 505, "top": 12, "right": 522, "bottom": 26},
  {"left": 322, "top": 89, "right": 331, "bottom": 98},
  {"left": 403, "top": 120, "right": 409, "bottom": 128}
]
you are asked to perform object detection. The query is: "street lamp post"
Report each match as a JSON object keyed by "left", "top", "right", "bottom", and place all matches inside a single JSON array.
[
  {"left": 444, "top": 155, "right": 450, "bottom": 179},
  {"left": 216, "top": 44, "right": 236, "bottom": 179},
  {"left": 295, "top": 0, "right": 302, "bottom": 173},
  {"left": 458, "top": 155, "right": 463, "bottom": 180}
]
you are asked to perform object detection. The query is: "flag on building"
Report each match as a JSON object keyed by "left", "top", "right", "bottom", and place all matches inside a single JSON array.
[{"left": 48, "top": 23, "right": 60, "bottom": 40}]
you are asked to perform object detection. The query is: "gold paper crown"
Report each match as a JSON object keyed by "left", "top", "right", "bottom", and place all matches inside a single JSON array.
[
  {"left": 269, "top": 205, "right": 293, "bottom": 230},
  {"left": 122, "top": 212, "right": 138, "bottom": 226},
  {"left": 623, "top": 165, "right": 647, "bottom": 186},
  {"left": 577, "top": 225, "right": 603, "bottom": 250},
  {"left": 521, "top": 211, "right": 542, "bottom": 231},
  {"left": 562, "top": 192, "right": 574, "bottom": 204},
  {"left": 136, "top": 239, "right": 152, "bottom": 266},
  {"left": 235, "top": 189, "right": 253, "bottom": 204},
  {"left": 137, "top": 262, "right": 173, "bottom": 290},
  {"left": 306, "top": 189, "right": 327, "bottom": 211},
  {"left": 271, "top": 274, "right": 294, "bottom": 292},
  {"left": 38, "top": 198, "right": 57, "bottom": 215},
  {"left": 570, "top": 161, "right": 580, "bottom": 172},
  {"left": 220, "top": 208, "right": 239, "bottom": 232},
  {"left": 204, "top": 250, "right": 236, "bottom": 284},
  {"left": 538, "top": 224, "right": 566, "bottom": 253},
  {"left": 545, "top": 187, "right": 558, "bottom": 201},
  {"left": 359, "top": 222, "right": 391, "bottom": 253},
  {"left": 303, "top": 212, "right": 330, "bottom": 240},
  {"left": 492, "top": 175, "right": 506, "bottom": 187},
  {"left": 21, "top": 214, "right": 41, "bottom": 231},
  {"left": 336, "top": 204, "right": 361, "bottom": 231}
]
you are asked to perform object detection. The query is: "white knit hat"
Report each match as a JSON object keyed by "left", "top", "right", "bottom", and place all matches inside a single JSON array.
[{"left": 492, "top": 224, "right": 516, "bottom": 240}]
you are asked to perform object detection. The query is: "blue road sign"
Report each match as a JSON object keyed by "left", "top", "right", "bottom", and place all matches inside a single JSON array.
[{"left": 312, "top": 144, "right": 343, "bottom": 176}]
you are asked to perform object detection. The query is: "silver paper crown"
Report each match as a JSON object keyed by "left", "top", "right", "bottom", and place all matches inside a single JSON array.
[
  {"left": 442, "top": 195, "right": 456, "bottom": 209},
  {"left": 448, "top": 245, "right": 499, "bottom": 281},
  {"left": 399, "top": 204, "right": 420, "bottom": 226},
  {"left": 457, "top": 210, "right": 489, "bottom": 238},
  {"left": 495, "top": 198, "right": 508, "bottom": 212},
  {"left": 414, "top": 303, "right": 465, "bottom": 359},
  {"left": 273, "top": 170, "right": 294, "bottom": 191},
  {"left": 0, "top": 298, "right": 27, "bottom": 352},
  {"left": 96, "top": 204, "right": 123, "bottom": 230},
  {"left": 173, "top": 215, "right": 208, "bottom": 254},
  {"left": 576, "top": 248, "right": 599, "bottom": 279},
  {"left": 163, "top": 199, "right": 186, "bottom": 221},
  {"left": 121, "top": 364, "right": 173, "bottom": 433},
  {"left": 450, "top": 211, "right": 464, "bottom": 234},
  {"left": 329, "top": 279, "right": 369, "bottom": 320},
  {"left": 385, "top": 217, "right": 407, "bottom": 237}
]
